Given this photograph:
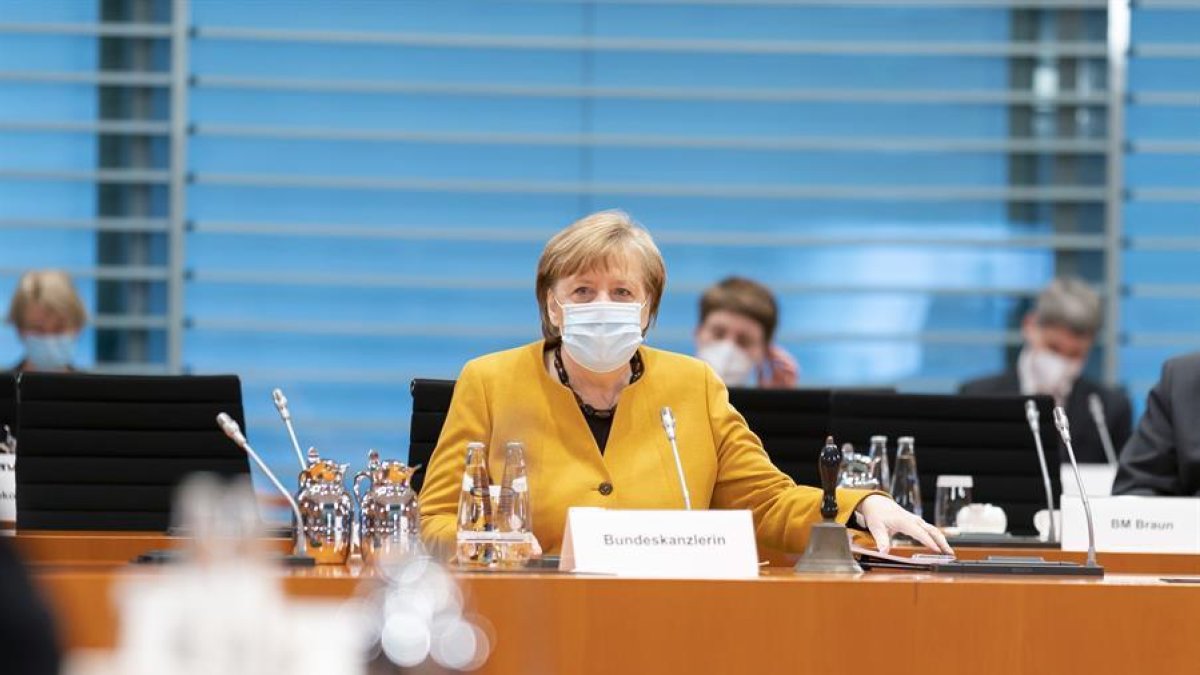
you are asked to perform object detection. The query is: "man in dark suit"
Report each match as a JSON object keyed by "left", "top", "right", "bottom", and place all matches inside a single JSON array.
[
  {"left": 960, "top": 278, "right": 1132, "bottom": 464},
  {"left": 1113, "top": 353, "right": 1200, "bottom": 496}
]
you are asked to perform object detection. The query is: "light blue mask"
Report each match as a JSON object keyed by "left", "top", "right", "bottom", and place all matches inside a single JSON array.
[{"left": 23, "top": 333, "right": 77, "bottom": 371}]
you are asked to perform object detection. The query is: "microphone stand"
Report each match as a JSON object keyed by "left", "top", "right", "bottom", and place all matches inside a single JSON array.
[
  {"left": 217, "top": 413, "right": 312, "bottom": 563},
  {"left": 1088, "top": 393, "right": 1120, "bottom": 466},
  {"left": 659, "top": 407, "right": 691, "bottom": 510},
  {"left": 272, "top": 388, "right": 310, "bottom": 471},
  {"left": 1025, "top": 400, "right": 1058, "bottom": 543},
  {"left": 1053, "top": 407, "right": 1102, "bottom": 570}
]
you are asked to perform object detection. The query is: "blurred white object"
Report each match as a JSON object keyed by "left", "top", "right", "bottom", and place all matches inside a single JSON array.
[
  {"left": 0, "top": 454, "right": 14, "bottom": 523},
  {"left": 0, "top": 425, "right": 16, "bottom": 523},
  {"left": 112, "top": 476, "right": 365, "bottom": 675},
  {"left": 1060, "top": 464, "right": 1116, "bottom": 497},
  {"left": 1033, "top": 509, "right": 1062, "bottom": 542},
  {"left": 955, "top": 503, "right": 1007, "bottom": 534},
  {"left": 367, "top": 553, "right": 492, "bottom": 671}
]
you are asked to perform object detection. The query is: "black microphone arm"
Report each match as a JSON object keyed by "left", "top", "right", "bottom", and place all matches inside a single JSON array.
[
  {"left": 660, "top": 407, "right": 692, "bottom": 510},
  {"left": 1053, "top": 407, "right": 1099, "bottom": 568},
  {"left": 1087, "top": 393, "right": 1119, "bottom": 466},
  {"left": 1025, "top": 400, "right": 1058, "bottom": 543},
  {"left": 217, "top": 412, "right": 308, "bottom": 557}
]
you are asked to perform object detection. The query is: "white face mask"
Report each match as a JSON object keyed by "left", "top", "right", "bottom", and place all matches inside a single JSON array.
[
  {"left": 697, "top": 340, "right": 756, "bottom": 387},
  {"left": 1024, "top": 348, "right": 1083, "bottom": 399},
  {"left": 23, "top": 333, "right": 77, "bottom": 371},
  {"left": 556, "top": 299, "right": 645, "bottom": 373}
]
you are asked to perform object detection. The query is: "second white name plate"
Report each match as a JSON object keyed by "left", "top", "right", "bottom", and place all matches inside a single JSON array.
[
  {"left": 1061, "top": 495, "right": 1200, "bottom": 554},
  {"left": 0, "top": 454, "right": 14, "bottom": 522},
  {"left": 558, "top": 507, "right": 758, "bottom": 579}
]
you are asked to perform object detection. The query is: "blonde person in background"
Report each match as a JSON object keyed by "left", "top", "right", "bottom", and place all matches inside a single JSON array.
[
  {"left": 419, "top": 211, "right": 952, "bottom": 559},
  {"left": 5, "top": 270, "right": 87, "bottom": 373},
  {"left": 694, "top": 277, "right": 800, "bottom": 388}
]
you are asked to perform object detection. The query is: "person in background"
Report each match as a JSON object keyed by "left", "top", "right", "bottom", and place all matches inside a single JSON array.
[
  {"left": 1113, "top": 353, "right": 1200, "bottom": 496},
  {"left": 420, "top": 211, "right": 951, "bottom": 558},
  {"left": 694, "top": 277, "right": 799, "bottom": 389},
  {"left": 5, "top": 270, "right": 87, "bottom": 373},
  {"left": 960, "top": 277, "right": 1132, "bottom": 464}
]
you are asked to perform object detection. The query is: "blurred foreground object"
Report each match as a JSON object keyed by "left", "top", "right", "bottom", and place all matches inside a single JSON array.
[
  {"left": 110, "top": 476, "right": 363, "bottom": 675},
  {"left": 0, "top": 537, "right": 60, "bottom": 675},
  {"left": 356, "top": 554, "right": 493, "bottom": 672}
]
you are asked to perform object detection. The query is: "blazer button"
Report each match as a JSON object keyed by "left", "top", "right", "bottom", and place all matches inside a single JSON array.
[{"left": 598, "top": 481, "right": 614, "bottom": 496}]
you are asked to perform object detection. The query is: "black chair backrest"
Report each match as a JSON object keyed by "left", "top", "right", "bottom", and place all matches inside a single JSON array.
[
  {"left": 0, "top": 373, "right": 14, "bottom": 438},
  {"left": 15, "top": 373, "right": 249, "bottom": 531},
  {"left": 727, "top": 387, "right": 836, "bottom": 488},
  {"left": 728, "top": 387, "right": 896, "bottom": 488},
  {"left": 409, "top": 378, "right": 456, "bottom": 494},
  {"left": 829, "top": 392, "right": 1061, "bottom": 535}
]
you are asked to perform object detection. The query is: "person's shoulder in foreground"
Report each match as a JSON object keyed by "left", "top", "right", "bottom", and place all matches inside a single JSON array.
[{"left": 1113, "top": 352, "right": 1200, "bottom": 496}]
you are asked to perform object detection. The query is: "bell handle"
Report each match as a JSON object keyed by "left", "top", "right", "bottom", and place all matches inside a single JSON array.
[{"left": 352, "top": 471, "right": 372, "bottom": 506}]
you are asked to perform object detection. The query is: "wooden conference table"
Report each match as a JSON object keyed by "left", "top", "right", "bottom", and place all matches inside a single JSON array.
[{"left": 18, "top": 531, "right": 1200, "bottom": 675}]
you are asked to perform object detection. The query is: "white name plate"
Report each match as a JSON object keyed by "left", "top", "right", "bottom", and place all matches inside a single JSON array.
[
  {"left": 559, "top": 507, "right": 758, "bottom": 579},
  {"left": 1060, "top": 463, "right": 1116, "bottom": 497},
  {"left": 1061, "top": 495, "right": 1200, "bottom": 554},
  {"left": 0, "top": 454, "right": 14, "bottom": 522}
]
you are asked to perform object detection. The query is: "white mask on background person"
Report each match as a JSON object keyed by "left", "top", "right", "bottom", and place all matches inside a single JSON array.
[
  {"left": 697, "top": 340, "right": 757, "bottom": 387},
  {"left": 556, "top": 299, "right": 645, "bottom": 373},
  {"left": 1023, "top": 347, "right": 1083, "bottom": 400},
  {"left": 22, "top": 333, "right": 76, "bottom": 371}
]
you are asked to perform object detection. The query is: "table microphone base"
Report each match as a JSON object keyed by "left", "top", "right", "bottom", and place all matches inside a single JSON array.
[{"left": 794, "top": 521, "right": 863, "bottom": 574}]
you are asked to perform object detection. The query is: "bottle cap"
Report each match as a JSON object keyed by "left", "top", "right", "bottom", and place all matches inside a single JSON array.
[
  {"left": 937, "top": 475, "right": 973, "bottom": 489},
  {"left": 870, "top": 435, "right": 887, "bottom": 444},
  {"left": 897, "top": 436, "right": 915, "bottom": 445}
]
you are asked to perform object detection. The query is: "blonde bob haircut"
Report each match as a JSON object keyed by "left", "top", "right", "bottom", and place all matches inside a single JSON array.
[
  {"left": 536, "top": 210, "right": 666, "bottom": 342},
  {"left": 6, "top": 269, "right": 88, "bottom": 332}
]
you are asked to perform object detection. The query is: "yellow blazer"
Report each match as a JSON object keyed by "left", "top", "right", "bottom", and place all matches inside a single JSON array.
[{"left": 419, "top": 341, "right": 875, "bottom": 556}]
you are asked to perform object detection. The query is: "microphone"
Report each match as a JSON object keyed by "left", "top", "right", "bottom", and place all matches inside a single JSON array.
[
  {"left": 1053, "top": 407, "right": 1100, "bottom": 569},
  {"left": 660, "top": 407, "right": 692, "bottom": 510},
  {"left": 216, "top": 412, "right": 308, "bottom": 557},
  {"left": 1087, "top": 393, "right": 1119, "bottom": 466},
  {"left": 272, "top": 388, "right": 309, "bottom": 470},
  {"left": 1025, "top": 400, "right": 1058, "bottom": 543}
]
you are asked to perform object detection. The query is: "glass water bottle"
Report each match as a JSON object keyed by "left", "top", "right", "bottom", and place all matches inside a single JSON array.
[
  {"left": 868, "top": 435, "right": 891, "bottom": 495},
  {"left": 890, "top": 436, "right": 922, "bottom": 518},
  {"left": 496, "top": 441, "right": 533, "bottom": 565},
  {"left": 456, "top": 441, "right": 497, "bottom": 566}
]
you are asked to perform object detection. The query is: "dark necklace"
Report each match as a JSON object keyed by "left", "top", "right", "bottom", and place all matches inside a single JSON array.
[{"left": 553, "top": 345, "right": 644, "bottom": 419}]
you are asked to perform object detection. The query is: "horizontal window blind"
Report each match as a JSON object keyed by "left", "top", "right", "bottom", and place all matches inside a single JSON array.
[
  {"left": 9, "top": 0, "right": 1176, "bottom": 480},
  {"left": 1122, "top": 1, "right": 1200, "bottom": 413}
]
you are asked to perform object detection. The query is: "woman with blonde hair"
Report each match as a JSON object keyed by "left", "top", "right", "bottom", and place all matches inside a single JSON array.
[
  {"left": 6, "top": 270, "right": 87, "bottom": 372},
  {"left": 419, "top": 211, "right": 951, "bottom": 558}
]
